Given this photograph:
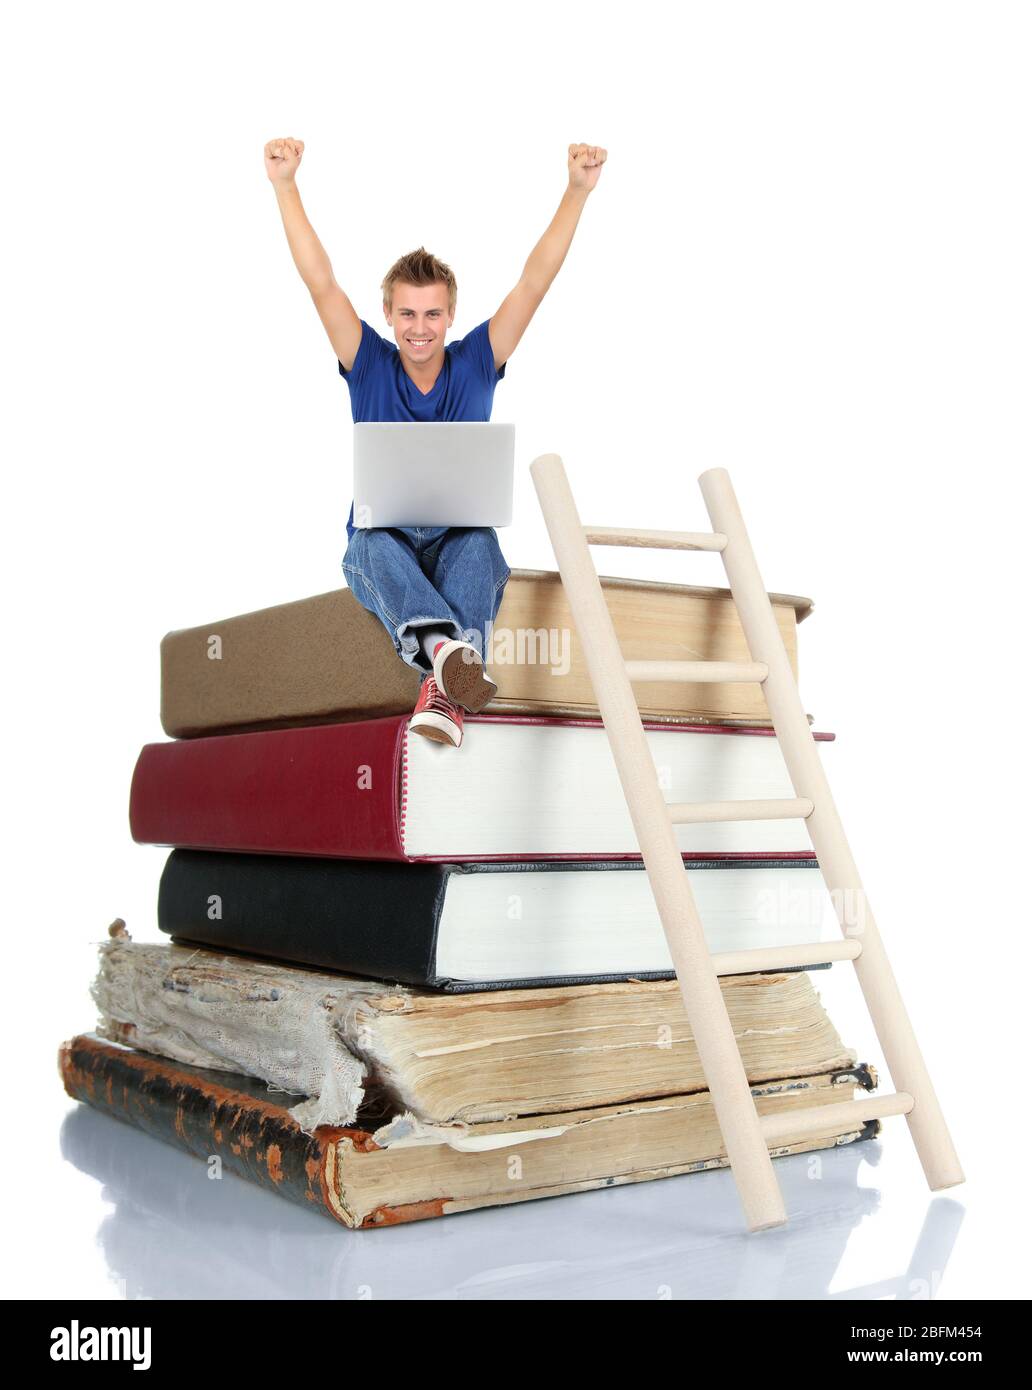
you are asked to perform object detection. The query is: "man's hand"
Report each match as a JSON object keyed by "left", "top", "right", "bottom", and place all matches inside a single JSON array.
[
  {"left": 265, "top": 136, "right": 305, "bottom": 184},
  {"left": 568, "top": 143, "right": 607, "bottom": 193}
]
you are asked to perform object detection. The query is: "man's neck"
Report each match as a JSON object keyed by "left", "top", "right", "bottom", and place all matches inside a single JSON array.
[{"left": 402, "top": 355, "right": 444, "bottom": 396}]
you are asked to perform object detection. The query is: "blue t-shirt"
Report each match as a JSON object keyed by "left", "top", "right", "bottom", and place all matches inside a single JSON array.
[{"left": 339, "top": 318, "right": 507, "bottom": 538}]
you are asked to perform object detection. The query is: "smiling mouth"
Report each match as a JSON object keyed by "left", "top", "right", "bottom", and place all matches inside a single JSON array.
[{"left": 407, "top": 338, "right": 433, "bottom": 348}]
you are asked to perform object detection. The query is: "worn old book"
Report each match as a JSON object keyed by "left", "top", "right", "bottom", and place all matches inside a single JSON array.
[
  {"left": 154, "top": 850, "right": 835, "bottom": 991},
  {"left": 159, "top": 571, "right": 814, "bottom": 738},
  {"left": 91, "top": 935, "right": 855, "bottom": 1128},
  {"left": 130, "top": 714, "right": 832, "bottom": 860},
  {"left": 59, "top": 1034, "right": 877, "bottom": 1229}
]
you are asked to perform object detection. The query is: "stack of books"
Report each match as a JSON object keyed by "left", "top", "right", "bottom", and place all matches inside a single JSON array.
[{"left": 60, "top": 569, "right": 881, "bottom": 1228}]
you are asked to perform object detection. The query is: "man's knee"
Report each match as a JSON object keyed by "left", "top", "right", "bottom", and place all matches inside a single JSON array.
[
  {"left": 444, "top": 527, "right": 507, "bottom": 566},
  {"left": 343, "top": 527, "right": 405, "bottom": 575},
  {"left": 347, "top": 527, "right": 394, "bottom": 558},
  {"left": 467, "top": 525, "right": 502, "bottom": 551}
]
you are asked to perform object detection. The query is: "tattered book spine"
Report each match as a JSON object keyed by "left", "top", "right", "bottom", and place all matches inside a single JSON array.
[{"left": 58, "top": 1034, "right": 363, "bottom": 1227}]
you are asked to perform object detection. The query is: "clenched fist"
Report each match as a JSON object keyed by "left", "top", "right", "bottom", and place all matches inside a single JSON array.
[
  {"left": 568, "top": 143, "right": 607, "bottom": 193},
  {"left": 265, "top": 137, "right": 305, "bottom": 184}
]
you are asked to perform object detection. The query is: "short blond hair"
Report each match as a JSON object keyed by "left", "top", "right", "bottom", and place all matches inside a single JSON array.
[{"left": 381, "top": 246, "right": 457, "bottom": 314}]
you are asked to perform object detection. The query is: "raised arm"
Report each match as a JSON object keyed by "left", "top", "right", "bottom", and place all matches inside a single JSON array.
[
  {"left": 264, "top": 137, "right": 362, "bottom": 371},
  {"left": 488, "top": 143, "right": 608, "bottom": 372}
]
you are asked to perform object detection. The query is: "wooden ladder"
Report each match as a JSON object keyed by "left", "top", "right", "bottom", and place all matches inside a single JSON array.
[{"left": 530, "top": 454, "right": 963, "bottom": 1232}]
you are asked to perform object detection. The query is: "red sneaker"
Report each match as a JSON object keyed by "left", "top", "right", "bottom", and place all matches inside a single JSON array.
[
  {"left": 409, "top": 675, "right": 464, "bottom": 747},
  {"left": 431, "top": 639, "right": 498, "bottom": 713}
]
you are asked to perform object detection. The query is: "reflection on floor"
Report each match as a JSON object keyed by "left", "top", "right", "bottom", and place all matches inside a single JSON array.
[{"left": 60, "top": 1105, "right": 964, "bottom": 1301}]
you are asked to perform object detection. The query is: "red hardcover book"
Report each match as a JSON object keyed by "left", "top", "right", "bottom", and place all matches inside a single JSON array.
[{"left": 130, "top": 713, "right": 833, "bottom": 863}]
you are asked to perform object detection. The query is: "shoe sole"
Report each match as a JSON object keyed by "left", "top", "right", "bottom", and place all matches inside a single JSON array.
[
  {"left": 409, "top": 713, "right": 462, "bottom": 747},
  {"left": 438, "top": 649, "right": 498, "bottom": 714}
]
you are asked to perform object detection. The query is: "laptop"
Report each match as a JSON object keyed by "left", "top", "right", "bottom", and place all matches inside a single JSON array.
[{"left": 352, "top": 422, "right": 515, "bottom": 529}]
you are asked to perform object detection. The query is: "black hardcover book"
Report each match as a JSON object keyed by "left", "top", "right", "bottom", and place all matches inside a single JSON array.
[{"left": 158, "top": 850, "right": 832, "bottom": 992}]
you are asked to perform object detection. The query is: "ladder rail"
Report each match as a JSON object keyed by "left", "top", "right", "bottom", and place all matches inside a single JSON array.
[
  {"left": 531, "top": 454, "right": 788, "bottom": 1232},
  {"left": 698, "top": 467, "right": 963, "bottom": 1191}
]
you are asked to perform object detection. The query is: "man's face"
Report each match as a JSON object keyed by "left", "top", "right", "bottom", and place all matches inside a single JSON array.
[{"left": 384, "top": 282, "right": 454, "bottom": 368}]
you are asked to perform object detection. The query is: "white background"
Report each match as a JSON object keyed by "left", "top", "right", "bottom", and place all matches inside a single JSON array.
[{"left": 2, "top": 0, "right": 1030, "bottom": 1300}]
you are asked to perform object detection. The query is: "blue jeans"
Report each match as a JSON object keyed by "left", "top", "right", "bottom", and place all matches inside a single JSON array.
[{"left": 342, "top": 526, "right": 512, "bottom": 675}]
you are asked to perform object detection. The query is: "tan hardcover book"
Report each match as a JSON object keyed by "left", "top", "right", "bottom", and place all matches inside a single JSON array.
[
  {"left": 160, "top": 569, "right": 813, "bottom": 737},
  {"left": 59, "top": 1034, "right": 877, "bottom": 1229}
]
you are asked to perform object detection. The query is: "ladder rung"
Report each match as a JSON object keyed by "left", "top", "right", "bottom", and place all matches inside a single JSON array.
[
  {"left": 667, "top": 797, "right": 814, "bottom": 824},
  {"left": 760, "top": 1092, "right": 915, "bottom": 1146},
  {"left": 583, "top": 525, "right": 727, "bottom": 552},
  {"left": 626, "top": 659, "right": 768, "bottom": 684},
  {"left": 712, "top": 940, "right": 862, "bottom": 976}
]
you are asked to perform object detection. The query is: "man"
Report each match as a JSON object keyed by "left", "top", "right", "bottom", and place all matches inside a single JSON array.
[{"left": 264, "top": 137, "right": 608, "bottom": 746}]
